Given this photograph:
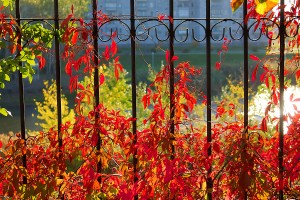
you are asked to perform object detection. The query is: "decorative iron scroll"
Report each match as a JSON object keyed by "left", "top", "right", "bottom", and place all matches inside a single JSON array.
[
  {"left": 94, "top": 17, "right": 300, "bottom": 43},
  {"left": 3, "top": 17, "right": 299, "bottom": 44}
]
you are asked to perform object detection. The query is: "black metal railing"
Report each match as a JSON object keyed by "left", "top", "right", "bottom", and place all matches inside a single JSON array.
[{"left": 1, "top": 0, "right": 295, "bottom": 199}]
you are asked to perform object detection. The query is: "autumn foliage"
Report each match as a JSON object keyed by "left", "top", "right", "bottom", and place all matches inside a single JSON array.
[{"left": 1, "top": 1, "right": 300, "bottom": 199}]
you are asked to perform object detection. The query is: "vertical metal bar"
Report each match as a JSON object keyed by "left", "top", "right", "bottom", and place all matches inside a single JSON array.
[
  {"left": 243, "top": 2, "right": 249, "bottom": 199},
  {"left": 243, "top": 1, "right": 249, "bottom": 139},
  {"left": 15, "top": 0, "right": 27, "bottom": 185},
  {"left": 169, "top": 0, "right": 175, "bottom": 160},
  {"left": 54, "top": 0, "right": 62, "bottom": 149},
  {"left": 206, "top": 0, "right": 212, "bottom": 199},
  {"left": 279, "top": 0, "right": 285, "bottom": 199},
  {"left": 130, "top": 1, "right": 138, "bottom": 199},
  {"left": 92, "top": 0, "right": 102, "bottom": 181}
]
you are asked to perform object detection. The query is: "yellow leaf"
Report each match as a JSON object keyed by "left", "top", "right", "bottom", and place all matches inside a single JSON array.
[
  {"left": 56, "top": 178, "right": 63, "bottom": 186},
  {"left": 255, "top": 0, "right": 279, "bottom": 15},
  {"left": 231, "top": 0, "right": 244, "bottom": 12}
]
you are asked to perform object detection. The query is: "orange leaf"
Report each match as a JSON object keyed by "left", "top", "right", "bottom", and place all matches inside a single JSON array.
[
  {"left": 10, "top": 44, "right": 16, "bottom": 54},
  {"left": 231, "top": 0, "right": 244, "bottom": 12}
]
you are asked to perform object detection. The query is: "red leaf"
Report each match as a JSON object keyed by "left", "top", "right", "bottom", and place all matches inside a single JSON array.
[
  {"left": 103, "top": 46, "right": 110, "bottom": 61},
  {"left": 290, "top": 93, "right": 294, "bottom": 102},
  {"left": 272, "top": 90, "right": 279, "bottom": 105},
  {"left": 260, "top": 72, "right": 266, "bottom": 82},
  {"left": 251, "top": 64, "right": 259, "bottom": 81},
  {"left": 250, "top": 54, "right": 260, "bottom": 61},
  {"left": 215, "top": 61, "right": 221, "bottom": 70},
  {"left": 100, "top": 73, "right": 105, "bottom": 85},
  {"left": 158, "top": 14, "right": 165, "bottom": 21},
  {"left": 36, "top": 55, "right": 46, "bottom": 69},
  {"left": 114, "top": 67, "right": 119, "bottom": 80},
  {"left": 168, "top": 16, "right": 174, "bottom": 24},
  {"left": 61, "top": 14, "right": 73, "bottom": 29},
  {"left": 165, "top": 50, "right": 170, "bottom": 63},
  {"left": 213, "top": 143, "right": 221, "bottom": 154},
  {"left": 114, "top": 56, "right": 120, "bottom": 63},
  {"left": 65, "top": 62, "right": 72, "bottom": 76},
  {"left": 71, "top": 31, "right": 78, "bottom": 44},
  {"left": 271, "top": 74, "right": 276, "bottom": 85},
  {"left": 164, "top": 159, "right": 173, "bottom": 184},
  {"left": 293, "top": 104, "right": 298, "bottom": 111},
  {"left": 81, "top": 31, "right": 88, "bottom": 41},
  {"left": 261, "top": 117, "right": 268, "bottom": 132},
  {"left": 265, "top": 103, "right": 271, "bottom": 116},
  {"left": 111, "top": 40, "right": 117, "bottom": 57},
  {"left": 78, "top": 83, "right": 84, "bottom": 90},
  {"left": 171, "top": 55, "right": 178, "bottom": 62},
  {"left": 69, "top": 75, "right": 78, "bottom": 92},
  {"left": 91, "top": 131, "right": 98, "bottom": 147},
  {"left": 216, "top": 106, "right": 226, "bottom": 118},
  {"left": 79, "top": 18, "right": 84, "bottom": 26},
  {"left": 293, "top": 98, "right": 300, "bottom": 102},
  {"left": 265, "top": 76, "right": 269, "bottom": 88},
  {"left": 111, "top": 31, "right": 117, "bottom": 38},
  {"left": 0, "top": 141, "right": 2, "bottom": 148},
  {"left": 296, "top": 69, "right": 300, "bottom": 79}
]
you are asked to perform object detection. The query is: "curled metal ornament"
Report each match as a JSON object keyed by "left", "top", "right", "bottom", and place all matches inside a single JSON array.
[
  {"left": 98, "top": 19, "right": 131, "bottom": 42},
  {"left": 135, "top": 19, "right": 170, "bottom": 42},
  {"left": 3, "top": 15, "right": 300, "bottom": 46},
  {"left": 210, "top": 19, "right": 244, "bottom": 41},
  {"left": 173, "top": 20, "right": 206, "bottom": 42}
]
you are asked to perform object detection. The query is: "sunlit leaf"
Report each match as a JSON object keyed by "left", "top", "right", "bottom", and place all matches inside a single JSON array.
[
  {"left": 231, "top": 0, "right": 244, "bottom": 12},
  {"left": 255, "top": 0, "right": 279, "bottom": 15}
]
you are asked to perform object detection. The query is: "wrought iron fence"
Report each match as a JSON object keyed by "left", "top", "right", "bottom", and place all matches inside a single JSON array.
[{"left": 1, "top": 0, "right": 295, "bottom": 199}]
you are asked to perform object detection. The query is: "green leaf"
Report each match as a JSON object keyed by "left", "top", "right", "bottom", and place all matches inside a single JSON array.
[
  {"left": 1, "top": 0, "right": 14, "bottom": 10},
  {"left": 28, "top": 74, "right": 33, "bottom": 83},
  {"left": 27, "top": 59, "right": 36, "bottom": 66},
  {"left": 33, "top": 37, "right": 40, "bottom": 43},
  {"left": 4, "top": 74, "right": 10, "bottom": 81},
  {"left": 2, "top": 0, "right": 10, "bottom": 7}
]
